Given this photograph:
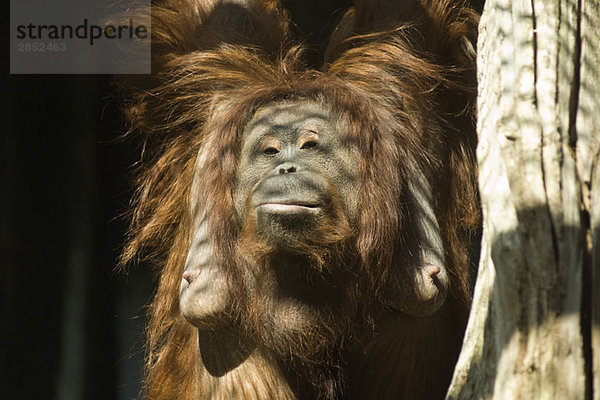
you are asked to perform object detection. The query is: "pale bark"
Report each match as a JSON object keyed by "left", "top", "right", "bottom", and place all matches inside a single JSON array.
[{"left": 447, "top": 0, "right": 599, "bottom": 398}]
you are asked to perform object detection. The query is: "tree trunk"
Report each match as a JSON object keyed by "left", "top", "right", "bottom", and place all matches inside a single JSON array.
[{"left": 447, "top": 0, "right": 600, "bottom": 398}]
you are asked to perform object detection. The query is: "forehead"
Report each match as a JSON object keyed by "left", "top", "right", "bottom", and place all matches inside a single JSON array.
[{"left": 244, "top": 101, "right": 334, "bottom": 136}]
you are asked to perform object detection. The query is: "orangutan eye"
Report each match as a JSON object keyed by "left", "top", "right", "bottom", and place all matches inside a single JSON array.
[
  {"left": 299, "top": 132, "right": 319, "bottom": 150},
  {"left": 260, "top": 138, "right": 281, "bottom": 157},
  {"left": 263, "top": 146, "right": 280, "bottom": 156},
  {"left": 300, "top": 140, "right": 317, "bottom": 150}
]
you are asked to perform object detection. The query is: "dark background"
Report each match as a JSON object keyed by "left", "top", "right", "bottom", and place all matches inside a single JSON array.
[{"left": 2, "top": 2, "right": 352, "bottom": 399}]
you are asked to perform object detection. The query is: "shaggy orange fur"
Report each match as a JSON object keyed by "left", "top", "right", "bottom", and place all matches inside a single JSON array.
[{"left": 119, "top": 0, "right": 479, "bottom": 398}]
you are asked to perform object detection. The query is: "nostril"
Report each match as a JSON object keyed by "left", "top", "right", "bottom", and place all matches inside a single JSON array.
[
  {"left": 278, "top": 165, "right": 297, "bottom": 174},
  {"left": 288, "top": 166, "right": 296, "bottom": 173}
]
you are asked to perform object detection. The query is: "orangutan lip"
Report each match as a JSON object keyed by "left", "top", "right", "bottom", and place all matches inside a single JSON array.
[{"left": 257, "top": 203, "right": 320, "bottom": 213}]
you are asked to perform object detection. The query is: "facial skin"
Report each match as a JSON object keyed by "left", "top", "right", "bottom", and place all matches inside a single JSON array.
[{"left": 234, "top": 101, "right": 360, "bottom": 240}]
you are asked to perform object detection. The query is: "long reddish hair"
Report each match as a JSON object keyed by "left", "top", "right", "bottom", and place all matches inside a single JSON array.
[{"left": 118, "top": 1, "right": 479, "bottom": 398}]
